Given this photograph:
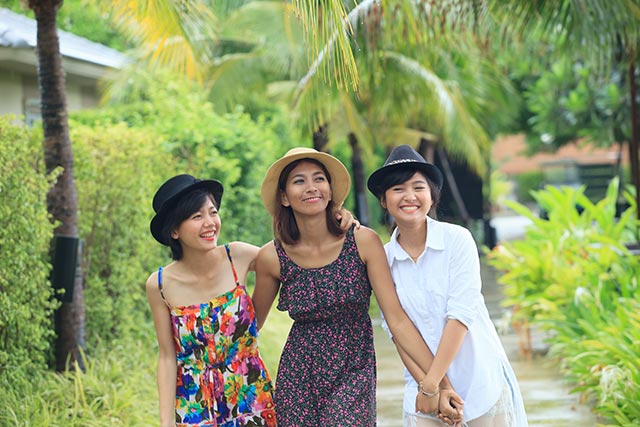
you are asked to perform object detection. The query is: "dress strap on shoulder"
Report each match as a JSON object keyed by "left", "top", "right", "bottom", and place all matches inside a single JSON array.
[
  {"left": 224, "top": 244, "right": 241, "bottom": 287},
  {"left": 157, "top": 266, "right": 171, "bottom": 309}
]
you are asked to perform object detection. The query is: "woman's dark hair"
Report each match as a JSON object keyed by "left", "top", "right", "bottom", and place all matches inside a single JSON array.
[
  {"left": 273, "top": 158, "right": 343, "bottom": 245},
  {"left": 160, "top": 189, "right": 217, "bottom": 260},
  {"left": 377, "top": 167, "right": 441, "bottom": 221}
]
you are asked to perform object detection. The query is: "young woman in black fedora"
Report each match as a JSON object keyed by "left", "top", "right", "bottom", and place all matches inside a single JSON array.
[
  {"left": 146, "top": 173, "right": 358, "bottom": 427},
  {"left": 367, "top": 145, "right": 528, "bottom": 427},
  {"left": 252, "top": 147, "right": 464, "bottom": 427},
  {"left": 146, "top": 174, "right": 276, "bottom": 427}
]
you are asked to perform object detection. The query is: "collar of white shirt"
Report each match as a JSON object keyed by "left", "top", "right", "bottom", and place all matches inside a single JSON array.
[{"left": 387, "top": 216, "right": 445, "bottom": 265}]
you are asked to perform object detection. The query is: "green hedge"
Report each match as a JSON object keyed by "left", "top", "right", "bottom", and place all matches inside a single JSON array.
[
  {"left": 0, "top": 116, "right": 57, "bottom": 382},
  {"left": 71, "top": 122, "right": 166, "bottom": 345}
]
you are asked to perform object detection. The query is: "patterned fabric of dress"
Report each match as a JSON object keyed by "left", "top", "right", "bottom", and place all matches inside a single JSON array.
[
  {"left": 162, "top": 245, "right": 276, "bottom": 427},
  {"left": 274, "top": 225, "right": 376, "bottom": 427}
]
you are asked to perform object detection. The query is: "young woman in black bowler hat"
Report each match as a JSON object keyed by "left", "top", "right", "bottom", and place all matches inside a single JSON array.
[
  {"left": 146, "top": 174, "right": 276, "bottom": 427},
  {"left": 146, "top": 173, "right": 357, "bottom": 427},
  {"left": 368, "top": 145, "right": 528, "bottom": 427}
]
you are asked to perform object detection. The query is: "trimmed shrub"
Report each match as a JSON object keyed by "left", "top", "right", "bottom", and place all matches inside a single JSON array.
[
  {"left": 0, "top": 116, "right": 57, "bottom": 381},
  {"left": 70, "top": 122, "right": 166, "bottom": 345}
]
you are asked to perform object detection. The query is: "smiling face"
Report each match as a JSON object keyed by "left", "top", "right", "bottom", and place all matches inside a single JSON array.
[
  {"left": 382, "top": 171, "right": 433, "bottom": 225},
  {"left": 280, "top": 160, "right": 333, "bottom": 215},
  {"left": 171, "top": 196, "right": 221, "bottom": 251}
]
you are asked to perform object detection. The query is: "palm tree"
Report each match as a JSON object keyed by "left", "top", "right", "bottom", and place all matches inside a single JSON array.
[
  {"left": 298, "top": 0, "right": 640, "bottom": 226},
  {"left": 490, "top": 0, "right": 640, "bottom": 228},
  {"left": 27, "top": 0, "right": 85, "bottom": 371},
  {"left": 291, "top": 1, "right": 516, "bottom": 227}
]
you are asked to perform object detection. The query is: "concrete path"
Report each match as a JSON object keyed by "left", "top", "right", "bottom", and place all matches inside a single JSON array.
[{"left": 375, "top": 215, "right": 600, "bottom": 426}]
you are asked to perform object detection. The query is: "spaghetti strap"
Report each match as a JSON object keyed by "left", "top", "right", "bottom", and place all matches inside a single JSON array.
[
  {"left": 224, "top": 244, "right": 241, "bottom": 287},
  {"left": 157, "top": 266, "right": 171, "bottom": 309}
]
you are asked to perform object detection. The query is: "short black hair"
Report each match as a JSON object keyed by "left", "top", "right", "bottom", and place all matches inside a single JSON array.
[
  {"left": 377, "top": 167, "right": 441, "bottom": 219},
  {"left": 160, "top": 189, "right": 217, "bottom": 260}
]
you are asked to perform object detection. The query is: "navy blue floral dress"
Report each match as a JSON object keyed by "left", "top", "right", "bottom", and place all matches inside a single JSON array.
[{"left": 274, "top": 226, "right": 376, "bottom": 426}]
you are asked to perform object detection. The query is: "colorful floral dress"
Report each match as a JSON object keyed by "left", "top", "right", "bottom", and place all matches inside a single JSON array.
[
  {"left": 158, "top": 244, "right": 276, "bottom": 427},
  {"left": 274, "top": 225, "right": 376, "bottom": 426}
]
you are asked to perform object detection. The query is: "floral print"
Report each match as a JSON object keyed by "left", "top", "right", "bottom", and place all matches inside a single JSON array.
[
  {"left": 274, "top": 226, "right": 376, "bottom": 426},
  {"left": 160, "top": 244, "right": 276, "bottom": 427}
]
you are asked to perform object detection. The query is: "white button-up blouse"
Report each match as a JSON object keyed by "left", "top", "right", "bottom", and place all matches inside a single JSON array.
[{"left": 381, "top": 217, "right": 527, "bottom": 424}]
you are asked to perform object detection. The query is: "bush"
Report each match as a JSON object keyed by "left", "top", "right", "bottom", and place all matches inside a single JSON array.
[
  {"left": 0, "top": 116, "right": 57, "bottom": 381},
  {"left": 70, "top": 122, "right": 167, "bottom": 346},
  {"left": 487, "top": 179, "right": 640, "bottom": 424}
]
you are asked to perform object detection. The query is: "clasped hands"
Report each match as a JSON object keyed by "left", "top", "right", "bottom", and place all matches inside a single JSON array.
[{"left": 415, "top": 384, "right": 464, "bottom": 426}]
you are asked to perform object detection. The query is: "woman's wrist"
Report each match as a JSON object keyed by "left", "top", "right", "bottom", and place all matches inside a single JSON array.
[{"left": 417, "top": 380, "right": 440, "bottom": 398}]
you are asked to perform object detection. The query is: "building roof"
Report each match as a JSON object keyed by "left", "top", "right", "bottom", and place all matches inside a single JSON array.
[
  {"left": 0, "top": 7, "right": 126, "bottom": 69},
  {"left": 493, "top": 134, "right": 629, "bottom": 176}
]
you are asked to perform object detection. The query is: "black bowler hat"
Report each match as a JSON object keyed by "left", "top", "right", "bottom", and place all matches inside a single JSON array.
[
  {"left": 149, "top": 174, "right": 223, "bottom": 245},
  {"left": 367, "top": 145, "right": 443, "bottom": 197}
]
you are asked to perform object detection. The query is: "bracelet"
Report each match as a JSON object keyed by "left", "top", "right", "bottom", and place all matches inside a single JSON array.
[{"left": 417, "top": 382, "right": 440, "bottom": 398}]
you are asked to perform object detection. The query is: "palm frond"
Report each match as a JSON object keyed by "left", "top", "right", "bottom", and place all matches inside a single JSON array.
[
  {"left": 110, "top": 0, "right": 217, "bottom": 80},
  {"left": 381, "top": 51, "right": 488, "bottom": 174}
]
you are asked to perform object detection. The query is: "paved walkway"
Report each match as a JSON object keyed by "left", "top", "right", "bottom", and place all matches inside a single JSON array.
[{"left": 375, "top": 242, "right": 600, "bottom": 426}]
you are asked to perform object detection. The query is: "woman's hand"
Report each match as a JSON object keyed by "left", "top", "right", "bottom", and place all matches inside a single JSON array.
[
  {"left": 438, "top": 388, "right": 464, "bottom": 426},
  {"left": 415, "top": 391, "right": 439, "bottom": 417},
  {"left": 335, "top": 207, "right": 360, "bottom": 231}
]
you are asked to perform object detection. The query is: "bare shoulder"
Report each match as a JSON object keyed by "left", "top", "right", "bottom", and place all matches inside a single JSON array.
[
  {"left": 257, "top": 240, "right": 277, "bottom": 260},
  {"left": 353, "top": 225, "right": 383, "bottom": 245},
  {"left": 353, "top": 226, "right": 384, "bottom": 262},
  {"left": 256, "top": 240, "right": 279, "bottom": 275},
  {"left": 145, "top": 270, "right": 160, "bottom": 297}
]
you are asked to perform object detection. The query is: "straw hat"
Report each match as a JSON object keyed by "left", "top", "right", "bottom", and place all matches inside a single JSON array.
[
  {"left": 367, "top": 144, "right": 443, "bottom": 197},
  {"left": 150, "top": 174, "right": 223, "bottom": 245},
  {"left": 261, "top": 147, "right": 351, "bottom": 216}
]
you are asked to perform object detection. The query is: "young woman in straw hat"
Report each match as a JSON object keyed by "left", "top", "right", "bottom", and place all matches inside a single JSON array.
[
  {"left": 146, "top": 173, "right": 357, "bottom": 427},
  {"left": 367, "top": 145, "right": 528, "bottom": 427},
  {"left": 253, "top": 147, "right": 464, "bottom": 427}
]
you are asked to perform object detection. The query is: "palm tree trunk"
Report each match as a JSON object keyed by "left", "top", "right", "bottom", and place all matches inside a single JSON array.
[
  {"left": 418, "top": 137, "right": 436, "bottom": 163},
  {"left": 436, "top": 147, "right": 472, "bottom": 228},
  {"left": 348, "top": 133, "right": 369, "bottom": 225},
  {"left": 29, "top": 0, "right": 85, "bottom": 372},
  {"left": 313, "top": 124, "right": 330, "bottom": 152}
]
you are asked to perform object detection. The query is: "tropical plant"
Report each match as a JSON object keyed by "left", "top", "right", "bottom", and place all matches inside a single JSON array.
[
  {"left": 487, "top": 178, "right": 639, "bottom": 423},
  {"left": 487, "top": 178, "right": 637, "bottom": 323}
]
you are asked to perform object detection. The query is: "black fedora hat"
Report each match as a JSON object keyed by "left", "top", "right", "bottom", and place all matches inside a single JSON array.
[
  {"left": 367, "top": 145, "right": 443, "bottom": 197},
  {"left": 150, "top": 174, "right": 223, "bottom": 245}
]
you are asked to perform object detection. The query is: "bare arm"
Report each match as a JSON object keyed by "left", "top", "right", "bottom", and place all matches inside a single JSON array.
[
  {"left": 145, "top": 273, "right": 177, "bottom": 427},
  {"left": 395, "top": 341, "right": 464, "bottom": 422},
  {"left": 354, "top": 228, "right": 438, "bottom": 381},
  {"left": 253, "top": 242, "right": 281, "bottom": 330},
  {"left": 228, "top": 241, "right": 260, "bottom": 273},
  {"left": 421, "top": 319, "right": 468, "bottom": 396}
]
